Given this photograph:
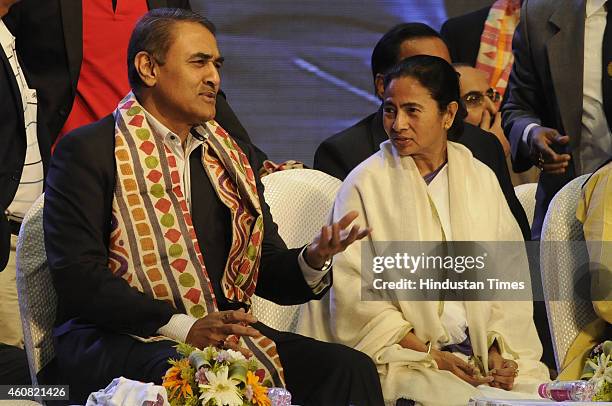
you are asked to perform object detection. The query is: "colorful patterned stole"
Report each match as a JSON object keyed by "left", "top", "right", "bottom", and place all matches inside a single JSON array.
[
  {"left": 475, "top": 0, "right": 521, "bottom": 97},
  {"left": 108, "top": 92, "right": 284, "bottom": 386}
]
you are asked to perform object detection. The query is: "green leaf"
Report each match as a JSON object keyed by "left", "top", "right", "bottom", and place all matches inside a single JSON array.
[{"left": 229, "top": 363, "right": 248, "bottom": 383}]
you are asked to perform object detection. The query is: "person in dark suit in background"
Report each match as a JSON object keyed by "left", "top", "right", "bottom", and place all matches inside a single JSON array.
[
  {"left": 441, "top": 0, "right": 521, "bottom": 99},
  {"left": 502, "top": 0, "right": 611, "bottom": 240},
  {"left": 440, "top": 5, "right": 491, "bottom": 66},
  {"left": 5, "top": 0, "right": 264, "bottom": 161},
  {"left": 443, "top": 1, "right": 540, "bottom": 187},
  {"left": 0, "top": 0, "right": 48, "bottom": 384},
  {"left": 314, "top": 22, "right": 531, "bottom": 241}
]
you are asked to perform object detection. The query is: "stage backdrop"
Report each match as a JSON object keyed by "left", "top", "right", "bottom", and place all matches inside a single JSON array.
[{"left": 191, "top": 0, "right": 493, "bottom": 166}]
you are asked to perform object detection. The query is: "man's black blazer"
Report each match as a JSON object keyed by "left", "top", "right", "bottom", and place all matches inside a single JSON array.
[
  {"left": 440, "top": 6, "right": 491, "bottom": 66},
  {"left": 314, "top": 110, "right": 532, "bottom": 241},
  {"left": 44, "top": 114, "right": 325, "bottom": 337},
  {"left": 0, "top": 19, "right": 50, "bottom": 269},
  {"left": 6, "top": 0, "right": 259, "bottom": 154}
]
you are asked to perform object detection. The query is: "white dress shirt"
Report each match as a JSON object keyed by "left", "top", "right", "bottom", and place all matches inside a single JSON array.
[
  {"left": 0, "top": 20, "right": 43, "bottom": 223},
  {"left": 139, "top": 111, "right": 331, "bottom": 341},
  {"left": 521, "top": 0, "right": 611, "bottom": 174}
]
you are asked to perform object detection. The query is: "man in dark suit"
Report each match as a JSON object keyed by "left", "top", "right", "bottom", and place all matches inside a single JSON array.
[
  {"left": 0, "top": 0, "right": 47, "bottom": 384},
  {"left": 502, "top": 0, "right": 611, "bottom": 239},
  {"left": 44, "top": 9, "right": 384, "bottom": 405},
  {"left": 314, "top": 22, "right": 531, "bottom": 241},
  {"left": 440, "top": 5, "right": 491, "bottom": 66},
  {"left": 6, "top": 0, "right": 263, "bottom": 161}
]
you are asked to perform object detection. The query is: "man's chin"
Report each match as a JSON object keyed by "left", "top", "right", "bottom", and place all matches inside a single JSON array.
[{"left": 198, "top": 107, "right": 216, "bottom": 124}]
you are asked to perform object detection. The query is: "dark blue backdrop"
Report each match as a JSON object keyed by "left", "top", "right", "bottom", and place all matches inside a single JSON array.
[{"left": 191, "top": 1, "right": 492, "bottom": 165}]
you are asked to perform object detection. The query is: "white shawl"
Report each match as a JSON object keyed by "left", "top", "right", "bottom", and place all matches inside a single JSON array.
[{"left": 298, "top": 141, "right": 549, "bottom": 406}]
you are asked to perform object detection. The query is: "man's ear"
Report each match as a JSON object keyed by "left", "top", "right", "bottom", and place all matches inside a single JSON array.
[
  {"left": 374, "top": 73, "right": 385, "bottom": 100},
  {"left": 134, "top": 51, "right": 158, "bottom": 88}
]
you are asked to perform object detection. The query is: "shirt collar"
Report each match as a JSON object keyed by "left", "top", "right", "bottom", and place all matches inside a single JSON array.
[
  {"left": 0, "top": 20, "right": 15, "bottom": 55},
  {"left": 142, "top": 108, "right": 179, "bottom": 141},
  {"left": 141, "top": 108, "right": 209, "bottom": 148},
  {"left": 586, "top": 0, "right": 607, "bottom": 18}
]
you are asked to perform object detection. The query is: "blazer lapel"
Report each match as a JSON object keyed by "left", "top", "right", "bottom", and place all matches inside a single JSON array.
[
  {"left": 0, "top": 48, "right": 24, "bottom": 128},
  {"left": 59, "top": 0, "right": 83, "bottom": 91},
  {"left": 546, "top": 0, "right": 585, "bottom": 159}
]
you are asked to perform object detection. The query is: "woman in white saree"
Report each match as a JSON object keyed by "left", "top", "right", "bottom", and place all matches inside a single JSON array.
[{"left": 298, "top": 56, "right": 549, "bottom": 406}]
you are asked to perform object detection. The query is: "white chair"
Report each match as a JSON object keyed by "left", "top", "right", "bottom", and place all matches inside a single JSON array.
[
  {"left": 15, "top": 194, "right": 56, "bottom": 389},
  {"left": 252, "top": 169, "right": 341, "bottom": 332},
  {"left": 514, "top": 182, "right": 537, "bottom": 228},
  {"left": 540, "top": 174, "right": 597, "bottom": 372}
]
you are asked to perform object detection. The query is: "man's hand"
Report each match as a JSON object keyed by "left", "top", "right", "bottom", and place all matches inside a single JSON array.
[
  {"left": 304, "top": 210, "right": 370, "bottom": 269},
  {"left": 488, "top": 345, "right": 518, "bottom": 390},
  {"left": 528, "top": 126, "right": 571, "bottom": 174},
  {"left": 185, "top": 309, "right": 260, "bottom": 357},
  {"left": 481, "top": 110, "right": 510, "bottom": 157},
  {"left": 431, "top": 349, "right": 494, "bottom": 387}
]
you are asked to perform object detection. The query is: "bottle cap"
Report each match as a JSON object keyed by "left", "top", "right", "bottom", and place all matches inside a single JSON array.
[{"left": 538, "top": 383, "right": 548, "bottom": 398}]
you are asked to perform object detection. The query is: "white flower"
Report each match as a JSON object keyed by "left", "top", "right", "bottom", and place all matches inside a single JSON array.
[
  {"left": 225, "top": 349, "right": 246, "bottom": 362},
  {"left": 587, "top": 353, "right": 612, "bottom": 391},
  {"left": 199, "top": 366, "right": 243, "bottom": 406}
]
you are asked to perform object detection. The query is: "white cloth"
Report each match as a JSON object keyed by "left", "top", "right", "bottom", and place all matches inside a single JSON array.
[
  {"left": 85, "top": 377, "right": 169, "bottom": 406},
  {"left": 140, "top": 109, "right": 330, "bottom": 342},
  {"left": 0, "top": 235, "right": 22, "bottom": 347},
  {"left": 0, "top": 20, "right": 43, "bottom": 222},
  {"left": 421, "top": 166, "right": 470, "bottom": 349},
  {"left": 298, "top": 141, "right": 550, "bottom": 406},
  {"left": 520, "top": 0, "right": 611, "bottom": 174}
]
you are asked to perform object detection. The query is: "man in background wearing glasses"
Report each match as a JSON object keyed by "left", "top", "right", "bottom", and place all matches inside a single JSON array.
[{"left": 455, "top": 64, "right": 539, "bottom": 185}]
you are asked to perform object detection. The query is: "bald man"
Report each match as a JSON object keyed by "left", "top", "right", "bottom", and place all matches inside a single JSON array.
[{"left": 455, "top": 64, "right": 539, "bottom": 185}]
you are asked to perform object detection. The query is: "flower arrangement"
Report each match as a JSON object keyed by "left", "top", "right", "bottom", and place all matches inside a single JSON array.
[
  {"left": 582, "top": 341, "right": 612, "bottom": 401},
  {"left": 163, "top": 343, "right": 272, "bottom": 406}
]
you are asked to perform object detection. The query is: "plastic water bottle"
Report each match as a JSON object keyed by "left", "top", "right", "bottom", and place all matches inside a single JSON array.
[
  {"left": 267, "top": 387, "right": 292, "bottom": 406},
  {"left": 538, "top": 380, "right": 596, "bottom": 401}
]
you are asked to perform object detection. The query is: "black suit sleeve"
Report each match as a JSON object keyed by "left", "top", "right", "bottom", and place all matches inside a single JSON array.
[
  {"left": 236, "top": 142, "right": 330, "bottom": 304},
  {"left": 440, "top": 7, "right": 490, "bottom": 66},
  {"left": 0, "top": 214, "right": 8, "bottom": 271},
  {"left": 501, "top": 1, "right": 543, "bottom": 173},
  {"left": 313, "top": 140, "right": 349, "bottom": 181},
  {"left": 44, "top": 126, "right": 177, "bottom": 336}
]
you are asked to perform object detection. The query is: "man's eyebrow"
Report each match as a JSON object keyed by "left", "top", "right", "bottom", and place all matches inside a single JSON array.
[{"left": 189, "top": 52, "right": 225, "bottom": 64}]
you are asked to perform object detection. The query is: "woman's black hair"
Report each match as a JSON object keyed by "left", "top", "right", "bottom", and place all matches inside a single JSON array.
[{"left": 383, "top": 55, "right": 467, "bottom": 141}]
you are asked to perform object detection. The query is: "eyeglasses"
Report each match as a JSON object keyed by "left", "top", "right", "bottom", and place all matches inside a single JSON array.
[{"left": 461, "top": 88, "right": 502, "bottom": 108}]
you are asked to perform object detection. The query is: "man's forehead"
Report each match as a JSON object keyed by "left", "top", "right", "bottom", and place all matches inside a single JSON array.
[
  {"left": 456, "top": 66, "right": 489, "bottom": 92},
  {"left": 170, "top": 21, "right": 221, "bottom": 56},
  {"left": 398, "top": 37, "right": 450, "bottom": 62}
]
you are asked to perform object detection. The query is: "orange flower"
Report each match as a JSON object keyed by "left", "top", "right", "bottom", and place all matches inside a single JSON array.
[
  {"left": 246, "top": 370, "right": 270, "bottom": 406},
  {"left": 162, "top": 359, "right": 194, "bottom": 400}
]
